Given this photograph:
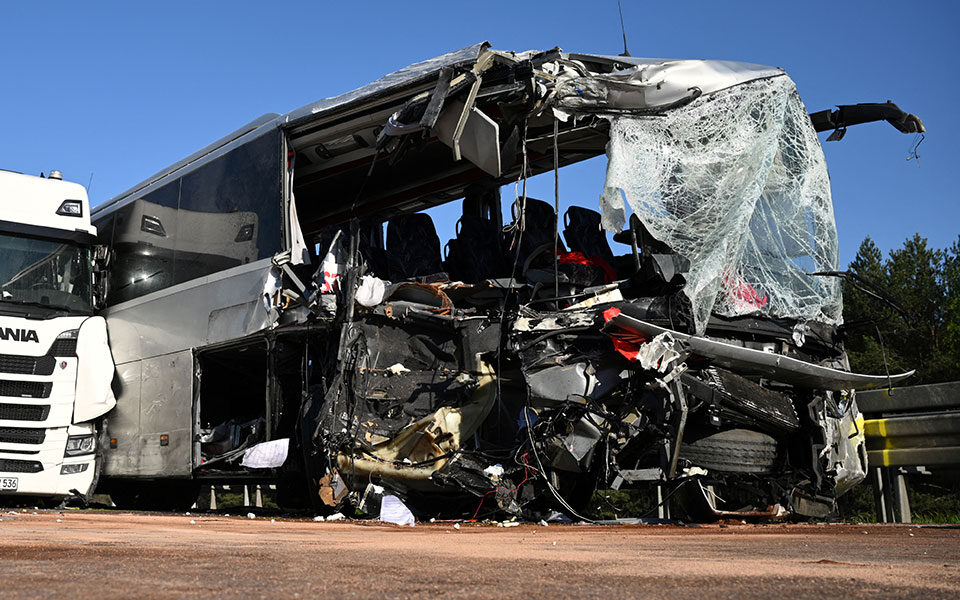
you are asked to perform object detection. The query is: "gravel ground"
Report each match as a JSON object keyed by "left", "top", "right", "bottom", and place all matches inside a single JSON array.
[{"left": 0, "top": 510, "right": 957, "bottom": 599}]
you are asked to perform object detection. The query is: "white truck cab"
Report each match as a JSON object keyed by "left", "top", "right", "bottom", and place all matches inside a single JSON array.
[{"left": 0, "top": 169, "right": 115, "bottom": 501}]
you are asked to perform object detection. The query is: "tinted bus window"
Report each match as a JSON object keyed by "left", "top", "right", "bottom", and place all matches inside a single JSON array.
[
  {"left": 107, "top": 181, "right": 180, "bottom": 304},
  {"left": 175, "top": 129, "right": 282, "bottom": 284}
]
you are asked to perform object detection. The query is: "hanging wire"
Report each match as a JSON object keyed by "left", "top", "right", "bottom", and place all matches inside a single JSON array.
[
  {"left": 874, "top": 323, "right": 894, "bottom": 393},
  {"left": 553, "top": 117, "right": 561, "bottom": 299},
  {"left": 495, "top": 121, "right": 531, "bottom": 439},
  {"left": 907, "top": 133, "right": 924, "bottom": 164}
]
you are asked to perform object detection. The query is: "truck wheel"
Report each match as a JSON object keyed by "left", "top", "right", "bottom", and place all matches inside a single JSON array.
[{"left": 679, "top": 429, "right": 779, "bottom": 474}]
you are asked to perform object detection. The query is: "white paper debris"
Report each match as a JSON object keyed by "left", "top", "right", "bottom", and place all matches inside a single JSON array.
[
  {"left": 313, "top": 515, "right": 325, "bottom": 522},
  {"left": 240, "top": 438, "right": 290, "bottom": 469},
  {"left": 380, "top": 495, "right": 415, "bottom": 527},
  {"left": 326, "top": 512, "right": 345, "bottom": 522},
  {"left": 483, "top": 464, "right": 504, "bottom": 482},
  {"left": 637, "top": 333, "right": 681, "bottom": 373},
  {"left": 247, "top": 513, "right": 256, "bottom": 519}
]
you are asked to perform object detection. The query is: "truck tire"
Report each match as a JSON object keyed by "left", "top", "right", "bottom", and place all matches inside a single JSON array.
[{"left": 679, "top": 429, "right": 779, "bottom": 474}]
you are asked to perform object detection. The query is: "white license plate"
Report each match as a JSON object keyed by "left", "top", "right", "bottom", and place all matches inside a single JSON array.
[{"left": 0, "top": 477, "right": 18, "bottom": 491}]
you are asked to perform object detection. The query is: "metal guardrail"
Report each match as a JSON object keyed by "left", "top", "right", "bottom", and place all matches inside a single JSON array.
[
  {"left": 859, "top": 381, "right": 960, "bottom": 468},
  {"left": 857, "top": 381, "right": 960, "bottom": 523}
]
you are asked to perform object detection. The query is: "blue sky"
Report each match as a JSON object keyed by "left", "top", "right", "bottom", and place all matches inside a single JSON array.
[{"left": 2, "top": 1, "right": 956, "bottom": 264}]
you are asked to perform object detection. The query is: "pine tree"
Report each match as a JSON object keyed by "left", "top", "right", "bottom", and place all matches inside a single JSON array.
[{"left": 843, "top": 234, "right": 960, "bottom": 384}]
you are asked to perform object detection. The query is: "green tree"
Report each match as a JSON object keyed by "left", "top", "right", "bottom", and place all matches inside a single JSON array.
[{"left": 843, "top": 234, "right": 960, "bottom": 384}]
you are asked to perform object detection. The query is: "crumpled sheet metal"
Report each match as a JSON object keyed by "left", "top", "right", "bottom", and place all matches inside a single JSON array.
[
  {"left": 828, "top": 393, "right": 868, "bottom": 496},
  {"left": 283, "top": 43, "right": 490, "bottom": 128},
  {"left": 554, "top": 57, "right": 782, "bottom": 115},
  {"left": 597, "top": 75, "right": 841, "bottom": 334},
  {"left": 336, "top": 360, "right": 496, "bottom": 483}
]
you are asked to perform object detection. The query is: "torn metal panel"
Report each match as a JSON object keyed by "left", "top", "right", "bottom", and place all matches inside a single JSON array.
[
  {"left": 73, "top": 316, "right": 118, "bottom": 423},
  {"left": 603, "top": 311, "right": 914, "bottom": 390},
  {"left": 284, "top": 43, "right": 491, "bottom": 129},
  {"left": 433, "top": 99, "right": 501, "bottom": 176}
]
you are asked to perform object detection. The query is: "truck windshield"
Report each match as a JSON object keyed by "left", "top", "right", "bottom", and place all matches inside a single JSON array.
[{"left": 0, "top": 233, "right": 93, "bottom": 313}]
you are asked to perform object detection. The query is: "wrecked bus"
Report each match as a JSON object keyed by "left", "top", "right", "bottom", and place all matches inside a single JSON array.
[{"left": 91, "top": 43, "right": 921, "bottom": 519}]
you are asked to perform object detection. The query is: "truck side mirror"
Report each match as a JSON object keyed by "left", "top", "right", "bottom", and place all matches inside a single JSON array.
[
  {"left": 93, "top": 245, "right": 111, "bottom": 271},
  {"left": 92, "top": 245, "right": 111, "bottom": 310}
]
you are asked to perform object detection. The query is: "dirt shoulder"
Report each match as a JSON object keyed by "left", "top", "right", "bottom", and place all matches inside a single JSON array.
[{"left": 0, "top": 511, "right": 957, "bottom": 599}]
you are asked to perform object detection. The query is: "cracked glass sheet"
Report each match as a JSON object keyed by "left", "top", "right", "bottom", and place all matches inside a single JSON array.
[{"left": 601, "top": 75, "right": 841, "bottom": 334}]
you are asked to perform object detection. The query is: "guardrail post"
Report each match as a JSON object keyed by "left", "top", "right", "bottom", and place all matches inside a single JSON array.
[
  {"left": 209, "top": 485, "right": 217, "bottom": 510},
  {"left": 891, "top": 468, "right": 912, "bottom": 523},
  {"left": 872, "top": 467, "right": 889, "bottom": 523}
]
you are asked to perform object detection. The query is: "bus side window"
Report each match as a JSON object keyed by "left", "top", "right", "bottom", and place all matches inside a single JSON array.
[
  {"left": 107, "top": 182, "right": 180, "bottom": 305},
  {"left": 175, "top": 129, "right": 283, "bottom": 285}
]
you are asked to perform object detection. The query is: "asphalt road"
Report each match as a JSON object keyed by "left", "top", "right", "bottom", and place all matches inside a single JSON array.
[{"left": 0, "top": 511, "right": 957, "bottom": 599}]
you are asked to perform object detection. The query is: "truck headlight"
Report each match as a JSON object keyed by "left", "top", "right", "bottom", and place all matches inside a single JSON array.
[
  {"left": 64, "top": 434, "right": 95, "bottom": 456},
  {"left": 61, "top": 464, "right": 89, "bottom": 475},
  {"left": 57, "top": 329, "right": 79, "bottom": 340}
]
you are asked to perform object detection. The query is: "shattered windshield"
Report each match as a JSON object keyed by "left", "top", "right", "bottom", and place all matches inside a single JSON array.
[
  {"left": 598, "top": 75, "right": 841, "bottom": 333},
  {"left": 0, "top": 233, "right": 93, "bottom": 313}
]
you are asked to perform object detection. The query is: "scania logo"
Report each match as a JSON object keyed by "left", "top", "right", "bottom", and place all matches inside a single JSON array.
[{"left": 0, "top": 328, "right": 40, "bottom": 343}]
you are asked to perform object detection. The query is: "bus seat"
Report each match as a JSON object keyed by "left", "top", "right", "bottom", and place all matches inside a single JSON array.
[
  {"left": 358, "top": 222, "right": 389, "bottom": 279},
  {"left": 444, "top": 215, "right": 506, "bottom": 283},
  {"left": 386, "top": 213, "right": 443, "bottom": 281},
  {"left": 508, "top": 198, "right": 566, "bottom": 269},
  {"left": 562, "top": 206, "right": 615, "bottom": 266}
]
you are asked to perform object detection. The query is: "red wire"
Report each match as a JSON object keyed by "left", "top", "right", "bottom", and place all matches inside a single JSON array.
[{"left": 469, "top": 453, "right": 534, "bottom": 521}]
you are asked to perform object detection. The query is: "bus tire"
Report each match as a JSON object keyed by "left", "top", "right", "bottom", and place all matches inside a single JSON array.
[{"left": 679, "top": 429, "right": 779, "bottom": 474}]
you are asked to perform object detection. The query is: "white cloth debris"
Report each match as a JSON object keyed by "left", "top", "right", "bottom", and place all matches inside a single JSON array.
[
  {"left": 313, "top": 515, "right": 325, "bottom": 522},
  {"left": 246, "top": 513, "right": 256, "bottom": 519},
  {"left": 356, "top": 275, "right": 387, "bottom": 307},
  {"left": 240, "top": 438, "right": 290, "bottom": 469},
  {"left": 387, "top": 363, "right": 411, "bottom": 375},
  {"left": 326, "top": 512, "right": 345, "bottom": 522},
  {"left": 380, "top": 495, "right": 415, "bottom": 527}
]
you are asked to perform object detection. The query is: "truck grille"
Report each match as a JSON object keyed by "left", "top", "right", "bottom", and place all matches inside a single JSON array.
[
  {"left": 0, "top": 381, "right": 52, "bottom": 399},
  {"left": 0, "top": 354, "right": 56, "bottom": 376},
  {"left": 0, "top": 404, "right": 50, "bottom": 421},
  {"left": 0, "top": 427, "right": 45, "bottom": 445},
  {"left": 0, "top": 339, "right": 76, "bottom": 376},
  {"left": 47, "top": 338, "right": 78, "bottom": 357},
  {"left": 0, "top": 458, "right": 43, "bottom": 473}
]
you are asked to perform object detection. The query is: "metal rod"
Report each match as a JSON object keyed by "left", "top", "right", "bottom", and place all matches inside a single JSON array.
[{"left": 553, "top": 117, "right": 560, "bottom": 300}]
